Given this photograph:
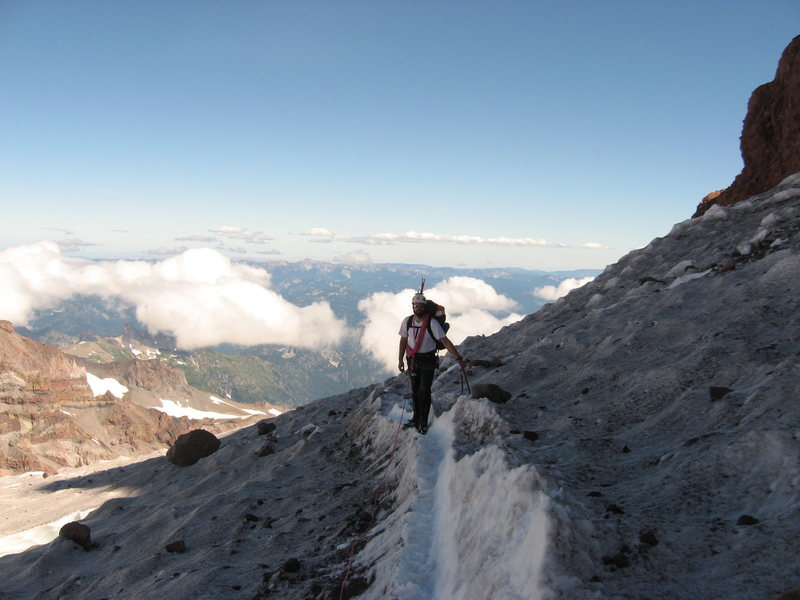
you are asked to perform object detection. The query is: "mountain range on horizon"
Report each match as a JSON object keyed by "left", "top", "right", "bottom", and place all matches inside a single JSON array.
[
  {"left": 12, "top": 262, "right": 599, "bottom": 410},
  {"left": 0, "top": 33, "right": 799, "bottom": 600}
]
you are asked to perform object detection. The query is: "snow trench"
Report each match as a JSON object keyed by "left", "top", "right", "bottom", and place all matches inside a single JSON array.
[{"left": 356, "top": 392, "right": 550, "bottom": 600}]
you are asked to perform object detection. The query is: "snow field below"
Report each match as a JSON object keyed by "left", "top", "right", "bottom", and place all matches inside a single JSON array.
[{"left": 0, "top": 507, "right": 98, "bottom": 558}]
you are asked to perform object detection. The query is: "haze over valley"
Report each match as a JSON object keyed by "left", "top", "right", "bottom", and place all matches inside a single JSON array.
[{"left": 7, "top": 257, "right": 597, "bottom": 407}]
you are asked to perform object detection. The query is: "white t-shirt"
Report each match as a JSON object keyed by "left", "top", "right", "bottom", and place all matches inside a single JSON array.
[{"left": 399, "top": 316, "right": 445, "bottom": 354}]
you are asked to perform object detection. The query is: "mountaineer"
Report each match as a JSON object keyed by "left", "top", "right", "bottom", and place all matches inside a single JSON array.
[{"left": 398, "top": 292, "right": 465, "bottom": 434}]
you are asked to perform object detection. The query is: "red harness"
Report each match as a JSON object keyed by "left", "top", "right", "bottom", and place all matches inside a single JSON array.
[{"left": 405, "top": 315, "right": 430, "bottom": 372}]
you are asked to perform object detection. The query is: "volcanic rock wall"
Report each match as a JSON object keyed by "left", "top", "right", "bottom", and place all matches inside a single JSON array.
[{"left": 694, "top": 35, "right": 800, "bottom": 216}]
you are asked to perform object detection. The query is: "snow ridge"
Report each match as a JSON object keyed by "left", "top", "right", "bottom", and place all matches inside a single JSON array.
[
  {"left": 357, "top": 392, "right": 551, "bottom": 600},
  {"left": 431, "top": 408, "right": 549, "bottom": 600}
]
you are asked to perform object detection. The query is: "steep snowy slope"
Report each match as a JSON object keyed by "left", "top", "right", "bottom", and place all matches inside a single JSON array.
[
  {"left": 1, "top": 174, "right": 799, "bottom": 600},
  {"left": 450, "top": 172, "right": 800, "bottom": 599}
]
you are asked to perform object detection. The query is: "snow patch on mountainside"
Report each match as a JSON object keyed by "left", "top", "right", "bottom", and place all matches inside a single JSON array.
[
  {"left": 153, "top": 398, "right": 266, "bottom": 420},
  {"left": 85, "top": 372, "right": 128, "bottom": 399}
]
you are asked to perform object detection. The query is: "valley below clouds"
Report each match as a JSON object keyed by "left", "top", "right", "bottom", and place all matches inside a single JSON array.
[{"left": 0, "top": 243, "right": 593, "bottom": 375}]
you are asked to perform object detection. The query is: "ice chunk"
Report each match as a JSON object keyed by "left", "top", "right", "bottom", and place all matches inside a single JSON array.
[
  {"left": 667, "top": 270, "right": 712, "bottom": 289},
  {"left": 760, "top": 254, "right": 800, "bottom": 288},
  {"left": 760, "top": 212, "right": 780, "bottom": 228},
  {"left": 703, "top": 204, "right": 728, "bottom": 219},
  {"left": 665, "top": 260, "right": 696, "bottom": 278}
]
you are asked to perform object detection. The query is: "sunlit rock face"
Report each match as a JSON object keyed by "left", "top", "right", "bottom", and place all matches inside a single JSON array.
[
  {"left": 0, "top": 324, "right": 259, "bottom": 476},
  {"left": 695, "top": 35, "right": 800, "bottom": 217},
  {"left": 0, "top": 321, "right": 94, "bottom": 406}
]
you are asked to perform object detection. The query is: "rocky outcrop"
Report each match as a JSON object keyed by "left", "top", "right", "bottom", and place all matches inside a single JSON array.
[
  {"left": 0, "top": 324, "right": 261, "bottom": 475},
  {"left": 471, "top": 383, "right": 512, "bottom": 404},
  {"left": 694, "top": 35, "right": 800, "bottom": 217},
  {"left": 0, "top": 321, "right": 94, "bottom": 406},
  {"left": 85, "top": 358, "right": 187, "bottom": 392},
  {"left": 0, "top": 392, "right": 194, "bottom": 475}
]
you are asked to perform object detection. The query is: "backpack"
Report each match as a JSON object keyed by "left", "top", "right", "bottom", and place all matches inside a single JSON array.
[{"left": 406, "top": 299, "right": 450, "bottom": 350}]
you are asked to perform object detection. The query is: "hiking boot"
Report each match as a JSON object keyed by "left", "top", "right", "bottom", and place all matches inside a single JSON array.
[
  {"left": 403, "top": 420, "right": 417, "bottom": 429},
  {"left": 419, "top": 424, "right": 428, "bottom": 434}
]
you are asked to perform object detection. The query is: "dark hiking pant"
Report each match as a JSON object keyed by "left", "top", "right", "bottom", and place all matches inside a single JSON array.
[{"left": 408, "top": 358, "right": 436, "bottom": 427}]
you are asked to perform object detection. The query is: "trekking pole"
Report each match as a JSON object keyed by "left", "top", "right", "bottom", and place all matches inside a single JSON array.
[{"left": 460, "top": 363, "right": 472, "bottom": 395}]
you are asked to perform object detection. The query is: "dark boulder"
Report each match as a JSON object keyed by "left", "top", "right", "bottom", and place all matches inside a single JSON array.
[
  {"left": 602, "top": 552, "right": 630, "bottom": 569},
  {"left": 282, "top": 557, "right": 301, "bottom": 573},
  {"left": 737, "top": 514, "right": 759, "bottom": 526},
  {"left": 257, "top": 442, "right": 275, "bottom": 457},
  {"left": 709, "top": 386, "right": 734, "bottom": 401},
  {"left": 165, "top": 540, "right": 186, "bottom": 553},
  {"left": 257, "top": 420, "right": 277, "bottom": 435},
  {"left": 466, "top": 357, "right": 503, "bottom": 368},
  {"left": 59, "top": 521, "right": 92, "bottom": 551},
  {"left": 639, "top": 530, "right": 659, "bottom": 546},
  {"left": 471, "top": 383, "right": 512, "bottom": 404},
  {"left": 166, "top": 429, "right": 220, "bottom": 467}
]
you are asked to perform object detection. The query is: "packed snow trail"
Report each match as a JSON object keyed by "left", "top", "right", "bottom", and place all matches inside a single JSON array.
[
  {"left": 359, "top": 390, "right": 551, "bottom": 600},
  {"left": 394, "top": 420, "right": 449, "bottom": 599}
]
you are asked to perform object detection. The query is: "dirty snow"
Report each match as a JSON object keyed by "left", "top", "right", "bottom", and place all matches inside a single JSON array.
[
  {"left": 153, "top": 398, "right": 253, "bottom": 420},
  {"left": 1, "top": 174, "right": 800, "bottom": 599},
  {"left": 209, "top": 395, "right": 269, "bottom": 416}
]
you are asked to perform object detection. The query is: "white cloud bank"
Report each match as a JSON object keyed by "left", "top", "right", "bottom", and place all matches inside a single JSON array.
[
  {"left": 362, "top": 231, "right": 566, "bottom": 247},
  {"left": 204, "top": 226, "right": 273, "bottom": 245},
  {"left": 0, "top": 242, "right": 345, "bottom": 350},
  {"left": 533, "top": 276, "right": 595, "bottom": 301},
  {"left": 297, "top": 228, "right": 609, "bottom": 250},
  {"left": 0, "top": 242, "right": 576, "bottom": 367},
  {"left": 332, "top": 250, "right": 372, "bottom": 264},
  {"left": 358, "top": 276, "right": 524, "bottom": 372},
  {"left": 302, "top": 227, "right": 334, "bottom": 236}
]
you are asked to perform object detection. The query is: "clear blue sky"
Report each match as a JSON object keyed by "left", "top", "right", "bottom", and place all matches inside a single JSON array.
[{"left": 1, "top": 1, "right": 797, "bottom": 270}]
